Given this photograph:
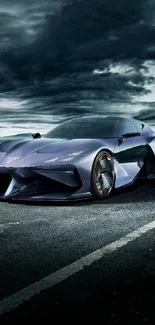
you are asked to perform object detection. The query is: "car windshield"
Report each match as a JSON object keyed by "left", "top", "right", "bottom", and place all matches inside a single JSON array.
[{"left": 44, "top": 117, "right": 119, "bottom": 139}]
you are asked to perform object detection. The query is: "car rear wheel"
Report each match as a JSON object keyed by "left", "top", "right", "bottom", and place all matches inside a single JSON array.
[{"left": 91, "top": 150, "right": 115, "bottom": 199}]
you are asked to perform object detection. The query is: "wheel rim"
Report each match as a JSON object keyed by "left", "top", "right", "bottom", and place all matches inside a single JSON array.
[{"left": 94, "top": 154, "right": 115, "bottom": 197}]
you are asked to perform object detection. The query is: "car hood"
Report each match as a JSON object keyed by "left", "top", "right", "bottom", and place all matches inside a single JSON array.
[{"left": 0, "top": 138, "right": 116, "bottom": 167}]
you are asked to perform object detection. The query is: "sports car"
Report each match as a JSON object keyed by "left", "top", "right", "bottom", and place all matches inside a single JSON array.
[{"left": 0, "top": 115, "right": 155, "bottom": 202}]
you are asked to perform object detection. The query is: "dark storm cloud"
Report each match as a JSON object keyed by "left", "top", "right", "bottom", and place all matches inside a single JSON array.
[
  {"left": 0, "top": 0, "right": 155, "bottom": 133},
  {"left": 31, "top": 0, "right": 155, "bottom": 72},
  {"left": 134, "top": 103, "right": 155, "bottom": 123}
]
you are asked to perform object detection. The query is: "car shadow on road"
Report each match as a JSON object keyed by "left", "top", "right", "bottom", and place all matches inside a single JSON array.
[{"left": 71, "top": 179, "right": 155, "bottom": 206}]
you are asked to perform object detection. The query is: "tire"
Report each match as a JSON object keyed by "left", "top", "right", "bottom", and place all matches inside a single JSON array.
[{"left": 91, "top": 150, "right": 115, "bottom": 200}]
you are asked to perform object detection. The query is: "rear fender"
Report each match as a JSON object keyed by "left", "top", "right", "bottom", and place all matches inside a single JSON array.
[{"left": 147, "top": 139, "right": 155, "bottom": 157}]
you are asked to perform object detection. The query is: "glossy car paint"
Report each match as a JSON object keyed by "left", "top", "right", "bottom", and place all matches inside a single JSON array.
[{"left": 0, "top": 116, "right": 155, "bottom": 202}]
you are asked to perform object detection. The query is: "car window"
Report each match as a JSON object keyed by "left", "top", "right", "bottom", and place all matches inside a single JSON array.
[
  {"left": 44, "top": 118, "right": 120, "bottom": 139},
  {"left": 134, "top": 120, "right": 144, "bottom": 133},
  {"left": 118, "top": 119, "right": 138, "bottom": 137}
]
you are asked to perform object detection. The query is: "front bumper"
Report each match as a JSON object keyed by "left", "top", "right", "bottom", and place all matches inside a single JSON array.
[{"left": 0, "top": 165, "right": 85, "bottom": 201}]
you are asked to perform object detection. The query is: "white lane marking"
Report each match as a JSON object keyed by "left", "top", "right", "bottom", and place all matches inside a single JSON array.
[{"left": 1, "top": 220, "right": 155, "bottom": 316}]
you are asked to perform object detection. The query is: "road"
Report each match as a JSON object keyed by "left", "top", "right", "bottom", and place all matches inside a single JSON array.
[{"left": 1, "top": 180, "right": 155, "bottom": 323}]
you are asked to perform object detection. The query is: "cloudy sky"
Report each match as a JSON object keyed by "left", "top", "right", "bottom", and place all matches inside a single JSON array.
[{"left": 1, "top": 0, "right": 155, "bottom": 135}]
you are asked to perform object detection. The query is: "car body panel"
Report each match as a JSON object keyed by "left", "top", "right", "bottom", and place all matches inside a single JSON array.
[{"left": 0, "top": 115, "right": 155, "bottom": 202}]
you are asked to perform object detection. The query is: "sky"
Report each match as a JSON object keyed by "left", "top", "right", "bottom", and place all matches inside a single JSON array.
[{"left": 1, "top": 0, "right": 155, "bottom": 135}]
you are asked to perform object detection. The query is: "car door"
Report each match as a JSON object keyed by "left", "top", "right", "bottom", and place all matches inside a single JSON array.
[{"left": 114, "top": 118, "right": 148, "bottom": 165}]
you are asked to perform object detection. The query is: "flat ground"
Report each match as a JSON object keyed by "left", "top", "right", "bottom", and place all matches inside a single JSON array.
[{"left": 1, "top": 180, "right": 155, "bottom": 323}]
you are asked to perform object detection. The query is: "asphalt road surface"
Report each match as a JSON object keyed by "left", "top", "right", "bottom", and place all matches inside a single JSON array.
[{"left": 1, "top": 180, "right": 155, "bottom": 323}]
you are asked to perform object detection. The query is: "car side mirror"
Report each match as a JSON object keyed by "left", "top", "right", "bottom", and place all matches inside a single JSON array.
[{"left": 32, "top": 133, "right": 41, "bottom": 139}]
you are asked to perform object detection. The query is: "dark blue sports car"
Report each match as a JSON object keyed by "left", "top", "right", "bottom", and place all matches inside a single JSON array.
[{"left": 0, "top": 115, "right": 155, "bottom": 202}]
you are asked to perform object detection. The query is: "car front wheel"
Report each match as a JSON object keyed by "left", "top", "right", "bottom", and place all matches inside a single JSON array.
[{"left": 91, "top": 150, "right": 115, "bottom": 199}]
